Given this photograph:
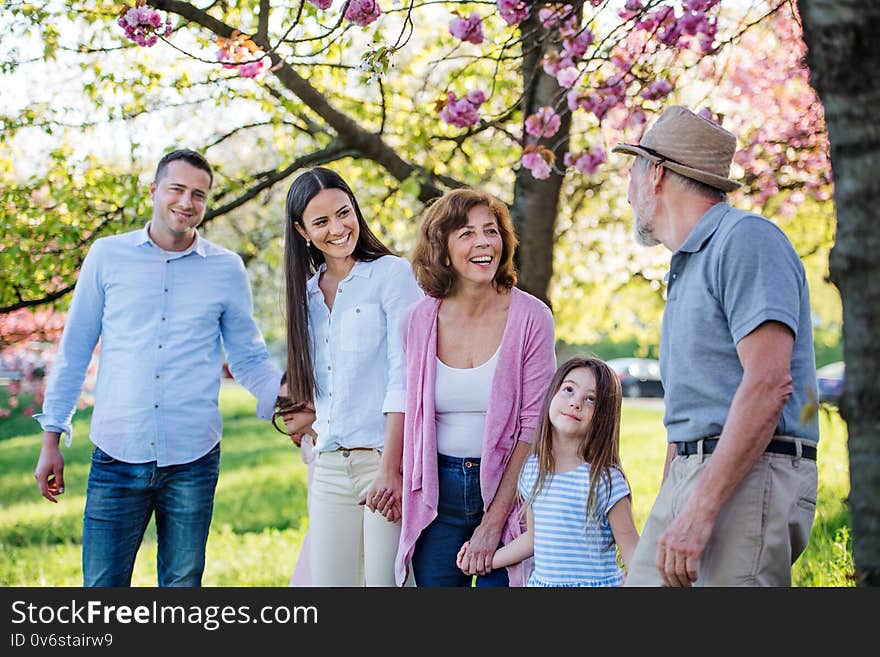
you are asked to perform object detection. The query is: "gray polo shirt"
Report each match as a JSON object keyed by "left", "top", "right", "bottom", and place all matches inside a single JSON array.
[{"left": 660, "top": 203, "right": 819, "bottom": 444}]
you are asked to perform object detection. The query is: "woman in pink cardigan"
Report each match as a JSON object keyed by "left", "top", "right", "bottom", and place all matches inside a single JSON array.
[{"left": 392, "top": 188, "right": 556, "bottom": 586}]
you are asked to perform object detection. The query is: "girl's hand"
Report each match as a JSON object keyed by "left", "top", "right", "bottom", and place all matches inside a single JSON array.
[{"left": 456, "top": 542, "right": 471, "bottom": 571}]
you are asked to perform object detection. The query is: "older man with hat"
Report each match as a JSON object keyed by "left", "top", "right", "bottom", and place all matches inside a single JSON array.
[{"left": 614, "top": 105, "right": 819, "bottom": 587}]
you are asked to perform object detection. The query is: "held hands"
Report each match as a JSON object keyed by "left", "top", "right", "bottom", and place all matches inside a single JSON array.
[
  {"left": 273, "top": 379, "right": 316, "bottom": 448},
  {"left": 460, "top": 522, "right": 503, "bottom": 576},
  {"left": 34, "top": 432, "right": 65, "bottom": 503},
  {"left": 456, "top": 541, "right": 473, "bottom": 572},
  {"left": 359, "top": 468, "right": 402, "bottom": 523},
  {"left": 280, "top": 408, "right": 316, "bottom": 448}
]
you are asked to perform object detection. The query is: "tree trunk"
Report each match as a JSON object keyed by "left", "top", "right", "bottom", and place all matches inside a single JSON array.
[
  {"left": 798, "top": 0, "right": 880, "bottom": 586},
  {"left": 510, "top": 11, "right": 574, "bottom": 307}
]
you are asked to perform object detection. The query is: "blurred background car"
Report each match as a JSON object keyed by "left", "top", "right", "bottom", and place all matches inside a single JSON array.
[
  {"left": 816, "top": 360, "right": 844, "bottom": 404},
  {"left": 606, "top": 357, "right": 664, "bottom": 398}
]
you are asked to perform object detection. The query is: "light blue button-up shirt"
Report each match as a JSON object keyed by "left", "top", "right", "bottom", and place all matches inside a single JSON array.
[
  {"left": 307, "top": 255, "right": 423, "bottom": 453},
  {"left": 34, "top": 225, "right": 282, "bottom": 466}
]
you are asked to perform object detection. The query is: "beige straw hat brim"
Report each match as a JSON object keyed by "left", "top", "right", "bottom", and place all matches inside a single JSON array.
[{"left": 611, "top": 105, "right": 742, "bottom": 193}]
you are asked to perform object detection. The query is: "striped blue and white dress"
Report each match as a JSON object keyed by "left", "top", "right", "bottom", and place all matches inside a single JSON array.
[{"left": 518, "top": 455, "right": 630, "bottom": 587}]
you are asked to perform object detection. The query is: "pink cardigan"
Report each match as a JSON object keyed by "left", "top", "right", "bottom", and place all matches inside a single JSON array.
[{"left": 395, "top": 286, "right": 557, "bottom": 586}]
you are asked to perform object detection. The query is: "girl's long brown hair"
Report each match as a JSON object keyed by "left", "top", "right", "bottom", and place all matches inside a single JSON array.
[
  {"left": 524, "top": 356, "right": 627, "bottom": 525},
  {"left": 282, "top": 167, "right": 393, "bottom": 408}
]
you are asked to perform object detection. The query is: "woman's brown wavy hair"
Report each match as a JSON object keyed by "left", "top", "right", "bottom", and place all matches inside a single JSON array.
[{"left": 411, "top": 188, "right": 518, "bottom": 298}]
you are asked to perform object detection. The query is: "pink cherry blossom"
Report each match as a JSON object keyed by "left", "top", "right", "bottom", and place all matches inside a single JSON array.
[
  {"left": 522, "top": 150, "right": 552, "bottom": 179},
  {"left": 555, "top": 66, "right": 580, "bottom": 89},
  {"left": 439, "top": 90, "right": 485, "bottom": 128},
  {"left": 640, "top": 79, "right": 673, "bottom": 101},
  {"left": 497, "top": 0, "right": 529, "bottom": 26},
  {"left": 525, "top": 106, "right": 562, "bottom": 138},
  {"left": 450, "top": 13, "right": 484, "bottom": 44},
  {"left": 239, "top": 60, "right": 267, "bottom": 78},
  {"left": 564, "top": 147, "right": 606, "bottom": 175},
  {"left": 542, "top": 51, "right": 574, "bottom": 77},
  {"left": 619, "top": 0, "right": 644, "bottom": 21},
  {"left": 308, "top": 0, "right": 333, "bottom": 9},
  {"left": 117, "top": 6, "right": 172, "bottom": 47},
  {"left": 562, "top": 29, "right": 594, "bottom": 60},
  {"left": 344, "top": 0, "right": 382, "bottom": 27},
  {"left": 538, "top": 5, "right": 572, "bottom": 29}
]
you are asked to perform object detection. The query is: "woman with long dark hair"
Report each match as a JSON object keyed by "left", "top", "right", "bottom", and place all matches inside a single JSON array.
[{"left": 281, "top": 167, "right": 422, "bottom": 586}]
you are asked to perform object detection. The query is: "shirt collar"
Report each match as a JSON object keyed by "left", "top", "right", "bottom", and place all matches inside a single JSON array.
[
  {"left": 675, "top": 202, "right": 730, "bottom": 255},
  {"left": 137, "top": 222, "right": 207, "bottom": 258}
]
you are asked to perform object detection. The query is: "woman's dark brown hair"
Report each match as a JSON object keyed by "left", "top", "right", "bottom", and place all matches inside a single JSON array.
[
  {"left": 411, "top": 188, "right": 518, "bottom": 298},
  {"left": 282, "top": 167, "right": 393, "bottom": 408}
]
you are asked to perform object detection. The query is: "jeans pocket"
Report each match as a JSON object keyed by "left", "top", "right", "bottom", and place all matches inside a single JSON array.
[{"left": 91, "top": 446, "right": 116, "bottom": 465}]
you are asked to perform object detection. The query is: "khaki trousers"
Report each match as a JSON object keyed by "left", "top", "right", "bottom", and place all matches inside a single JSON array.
[
  {"left": 625, "top": 437, "right": 818, "bottom": 586},
  {"left": 308, "top": 448, "right": 401, "bottom": 586}
]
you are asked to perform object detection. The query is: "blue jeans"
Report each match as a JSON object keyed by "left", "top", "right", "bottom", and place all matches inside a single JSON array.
[
  {"left": 411, "top": 454, "right": 509, "bottom": 587},
  {"left": 82, "top": 444, "right": 220, "bottom": 587}
]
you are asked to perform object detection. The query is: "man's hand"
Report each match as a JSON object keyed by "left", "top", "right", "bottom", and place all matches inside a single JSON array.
[
  {"left": 655, "top": 506, "right": 713, "bottom": 587},
  {"left": 34, "top": 432, "right": 65, "bottom": 503}
]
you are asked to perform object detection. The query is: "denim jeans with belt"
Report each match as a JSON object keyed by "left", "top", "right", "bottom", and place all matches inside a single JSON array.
[
  {"left": 411, "top": 454, "right": 509, "bottom": 587},
  {"left": 82, "top": 443, "right": 221, "bottom": 587}
]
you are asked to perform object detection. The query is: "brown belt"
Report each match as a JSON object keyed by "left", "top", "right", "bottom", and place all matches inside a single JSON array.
[{"left": 335, "top": 446, "right": 375, "bottom": 452}]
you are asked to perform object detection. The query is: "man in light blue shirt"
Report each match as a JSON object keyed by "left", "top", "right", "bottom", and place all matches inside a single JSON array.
[{"left": 33, "top": 149, "right": 282, "bottom": 586}]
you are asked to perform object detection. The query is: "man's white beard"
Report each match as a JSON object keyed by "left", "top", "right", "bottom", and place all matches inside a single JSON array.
[{"left": 632, "top": 194, "right": 660, "bottom": 247}]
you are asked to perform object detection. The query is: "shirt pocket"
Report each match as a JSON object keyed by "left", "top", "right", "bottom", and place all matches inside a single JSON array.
[{"left": 340, "top": 303, "right": 383, "bottom": 352}]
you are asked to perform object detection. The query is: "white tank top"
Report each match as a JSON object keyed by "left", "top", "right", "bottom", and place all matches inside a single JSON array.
[{"left": 434, "top": 345, "right": 500, "bottom": 458}]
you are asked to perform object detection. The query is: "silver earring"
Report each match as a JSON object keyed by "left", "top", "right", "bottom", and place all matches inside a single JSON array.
[{"left": 306, "top": 239, "right": 311, "bottom": 248}]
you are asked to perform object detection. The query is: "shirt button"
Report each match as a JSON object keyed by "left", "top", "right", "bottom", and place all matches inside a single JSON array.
[
  {"left": 154, "top": 404, "right": 159, "bottom": 408},
  {"left": 158, "top": 345, "right": 162, "bottom": 349},
  {"left": 327, "top": 365, "right": 332, "bottom": 371},
  {"left": 355, "top": 308, "right": 360, "bottom": 314},
  {"left": 164, "top": 288, "right": 168, "bottom": 292},
  {"left": 161, "top": 317, "right": 166, "bottom": 321},
  {"left": 155, "top": 375, "right": 160, "bottom": 379},
  {"left": 325, "top": 338, "right": 328, "bottom": 343}
]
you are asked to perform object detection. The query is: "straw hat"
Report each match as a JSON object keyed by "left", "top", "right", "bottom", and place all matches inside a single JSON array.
[{"left": 612, "top": 105, "right": 741, "bottom": 192}]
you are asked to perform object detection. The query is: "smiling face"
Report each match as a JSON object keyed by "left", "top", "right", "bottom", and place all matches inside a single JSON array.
[
  {"left": 149, "top": 159, "right": 212, "bottom": 251},
  {"left": 548, "top": 366, "right": 597, "bottom": 440},
  {"left": 446, "top": 204, "right": 503, "bottom": 288},
  {"left": 295, "top": 187, "right": 360, "bottom": 266}
]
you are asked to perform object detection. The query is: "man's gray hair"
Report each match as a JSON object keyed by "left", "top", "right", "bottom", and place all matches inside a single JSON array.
[{"left": 636, "top": 156, "right": 727, "bottom": 202}]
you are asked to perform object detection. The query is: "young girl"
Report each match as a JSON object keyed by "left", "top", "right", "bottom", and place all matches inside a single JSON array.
[{"left": 458, "top": 356, "right": 639, "bottom": 587}]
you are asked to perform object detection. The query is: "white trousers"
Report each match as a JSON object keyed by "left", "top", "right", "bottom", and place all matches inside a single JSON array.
[{"left": 308, "top": 449, "right": 401, "bottom": 586}]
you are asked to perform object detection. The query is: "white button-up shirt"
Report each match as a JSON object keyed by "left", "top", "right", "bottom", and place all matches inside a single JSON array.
[
  {"left": 307, "top": 255, "right": 423, "bottom": 452},
  {"left": 35, "top": 225, "right": 282, "bottom": 466}
]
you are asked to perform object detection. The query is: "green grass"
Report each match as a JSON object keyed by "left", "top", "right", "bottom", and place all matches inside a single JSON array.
[{"left": 0, "top": 387, "right": 853, "bottom": 586}]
